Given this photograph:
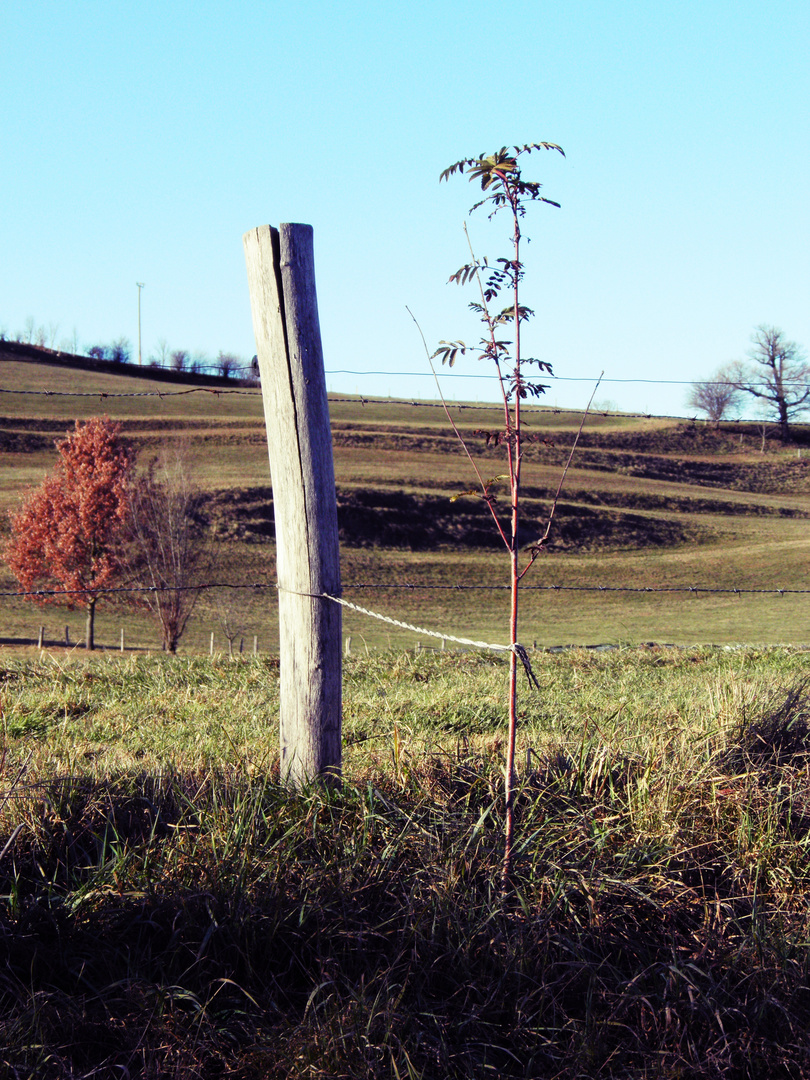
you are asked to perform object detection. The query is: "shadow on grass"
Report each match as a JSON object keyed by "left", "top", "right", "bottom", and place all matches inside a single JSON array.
[{"left": 2, "top": 726, "right": 810, "bottom": 1079}]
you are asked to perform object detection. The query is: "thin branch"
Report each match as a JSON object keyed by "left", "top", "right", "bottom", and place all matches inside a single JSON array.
[
  {"left": 518, "top": 371, "right": 604, "bottom": 579},
  {"left": 406, "top": 306, "right": 511, "bottom": 550}
]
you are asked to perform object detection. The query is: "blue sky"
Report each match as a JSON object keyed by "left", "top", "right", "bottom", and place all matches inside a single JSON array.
[{"left": 2, "top": 0, "right": 808, "bottom": 416}]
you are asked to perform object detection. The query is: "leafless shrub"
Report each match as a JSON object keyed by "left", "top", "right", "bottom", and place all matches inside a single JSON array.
[
  {"left": 125, "top": 453, "right": 212, "bottom": 653},
  {"left": 109, "top": 337, "right": 131, "bottom": 364},
  {"left": 685, "top": 364, "right": 742, "bottom": 421},
  {"left": 216, "top": 351, "right": 239, "bottom": 378}
]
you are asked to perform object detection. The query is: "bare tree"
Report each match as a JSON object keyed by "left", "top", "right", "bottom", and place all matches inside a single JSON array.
[
  {"left": 170, "top": 349, "right": 189, "bottom": 372},
  {"left": 729, "top": 325, "right": 810, "bottom": 440},
  {"left": 686, "top": 364, "right": 742, "bottom": 421},
  {"left": 591, "top": 397, "right": 619, "bottom": 413},
  {"left": 125, "top": 454, "right": 212, "bottom": 653},
  {"left": 200, "top": 545, "right": 265, "bottom": 655},
  {"left": 189, "top": 351, "right": 209, "bottom": 375},
  {"left": 20, "top": 316, "right": 34, "bottom": 343},
  {"left": 210, "top": 587, "right": 249, "bottom": 656},
  {"left": 216, "top": 351, "right": 239, "bottom": 378},
  {"left": 110, "top": 337, "right": 131, "bottom": 364},
  {"left": 151, "top": 338, "right": 171, "bottom": 367}
]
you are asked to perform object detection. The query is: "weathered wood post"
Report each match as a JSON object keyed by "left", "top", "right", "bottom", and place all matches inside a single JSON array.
[{"left": 243, "top": 223, "right": 342, "bottom": 787}]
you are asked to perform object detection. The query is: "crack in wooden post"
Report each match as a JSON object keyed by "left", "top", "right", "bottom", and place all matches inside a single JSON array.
[{"left": 243, "top": 223, "right": 342, "bottom": 787}]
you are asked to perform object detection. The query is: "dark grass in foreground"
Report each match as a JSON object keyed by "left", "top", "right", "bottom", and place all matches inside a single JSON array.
[{"left": 1, "top": 650, "right": 810, "bottom": 1077}]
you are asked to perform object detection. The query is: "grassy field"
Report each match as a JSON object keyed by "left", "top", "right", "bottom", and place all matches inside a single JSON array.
[
  {"left": 1, "top": 646, "right": 810, "bottom": 1076},
  {"left": 1, "top": 351, "right": 809, "bottom": 652},
  {"left": 2, "top": 354, "right": 810, "bottom": 1076}
]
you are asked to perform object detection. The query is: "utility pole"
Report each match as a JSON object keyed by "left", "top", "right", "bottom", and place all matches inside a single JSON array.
[{"left": 136, "top": 282, "right": 145, "bottom": 366}]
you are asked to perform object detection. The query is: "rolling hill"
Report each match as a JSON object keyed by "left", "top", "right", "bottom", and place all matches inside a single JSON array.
[{"left": 1, "top": 346, "right": 809, "bottom": 651}]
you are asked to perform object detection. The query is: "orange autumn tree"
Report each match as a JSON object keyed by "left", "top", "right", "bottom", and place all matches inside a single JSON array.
[{"left": 5, "top": 417, "right": 135, "bottom": 650}]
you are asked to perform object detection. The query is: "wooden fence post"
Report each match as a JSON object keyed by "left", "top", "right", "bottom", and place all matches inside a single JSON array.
[{"left": 243, "top": 222, "right": 342, "bottom": 787}]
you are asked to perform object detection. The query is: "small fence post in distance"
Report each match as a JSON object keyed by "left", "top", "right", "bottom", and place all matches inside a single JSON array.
[
  {"left": 38, "top": 626, "right": 44, "bottom": 649},
  {"left": 243, "top": 222, "right": 342, "bottom": 788}
]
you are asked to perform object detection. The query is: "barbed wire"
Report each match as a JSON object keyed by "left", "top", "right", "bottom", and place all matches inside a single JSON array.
[
  {"left": 1, "top": 579, "right": 808, "bottom": 602},
  {"left": 346, "top": 582, "right": 810, "bottom": 596},
  {"left": 0, "top": 386, "right": 260, "bottom": 399},
  {"left": 4, "top": 345, "right": 808, "bottom": 390},
  {"left": 6, "top": 578, "right": 803, "bottom": 669},
  {"left": 2, "top": 382, "right": 809, "bottom": 428},
  {"left": 325, "top": 369, "right": 810, "bottom": 390}
]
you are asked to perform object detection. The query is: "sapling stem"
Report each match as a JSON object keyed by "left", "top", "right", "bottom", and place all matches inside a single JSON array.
[{"left": 435, "top": 145, "right": 566, "bottom": 887}]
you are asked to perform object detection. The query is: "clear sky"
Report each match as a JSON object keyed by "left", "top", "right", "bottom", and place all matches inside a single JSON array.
[{"left": 2, "top": 0, "right": 808, "bottom": 417}]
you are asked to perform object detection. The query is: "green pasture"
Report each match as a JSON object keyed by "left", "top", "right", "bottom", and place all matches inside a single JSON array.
[{"left": 0, "top": 643, "right": 806, "bottom": 783}]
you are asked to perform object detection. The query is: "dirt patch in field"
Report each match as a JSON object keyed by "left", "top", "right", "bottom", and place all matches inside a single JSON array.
[
  {"left": 206, "top": 486, "right": 704, "bottom": 553},
  {"left": 0, "top": 429, "right": 55, "bottom": 452}
]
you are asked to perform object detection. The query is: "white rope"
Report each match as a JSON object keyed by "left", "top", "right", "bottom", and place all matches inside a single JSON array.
[
  {"left": 277, "top": 586, "right": 542, "bottom": 688},
  {"left": 277, "top": 586, "right": 513, "bottom": 654}
]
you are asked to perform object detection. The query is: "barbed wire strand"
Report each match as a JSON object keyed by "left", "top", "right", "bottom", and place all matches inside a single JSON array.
[
  {"left": 2, "top": 381, "right": 809, "bottom": 428},
  {"left": 1, "top": 580, "right": 807, "bottom": 602},
  {"left": 0, "top": 386, "right": 260, "bottom": 399},
  {"left": 2, "top": 384, "right": 808, "bottom": 428},
  {"left": 3, "top": 348, "right": 809, "bottom": 388}
]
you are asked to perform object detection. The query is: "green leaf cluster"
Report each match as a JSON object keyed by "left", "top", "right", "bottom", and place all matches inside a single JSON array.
[{"left": 436, "top": 142, "right": 561, "bottom": 402}]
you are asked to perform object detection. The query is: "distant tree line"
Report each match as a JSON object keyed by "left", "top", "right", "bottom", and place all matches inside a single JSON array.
[
  {"left": 89, "top": 340, "right": 253, "bottom": 380},
  {"left": 0, "top": 317, "right": 255, "bottom": 382}
]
